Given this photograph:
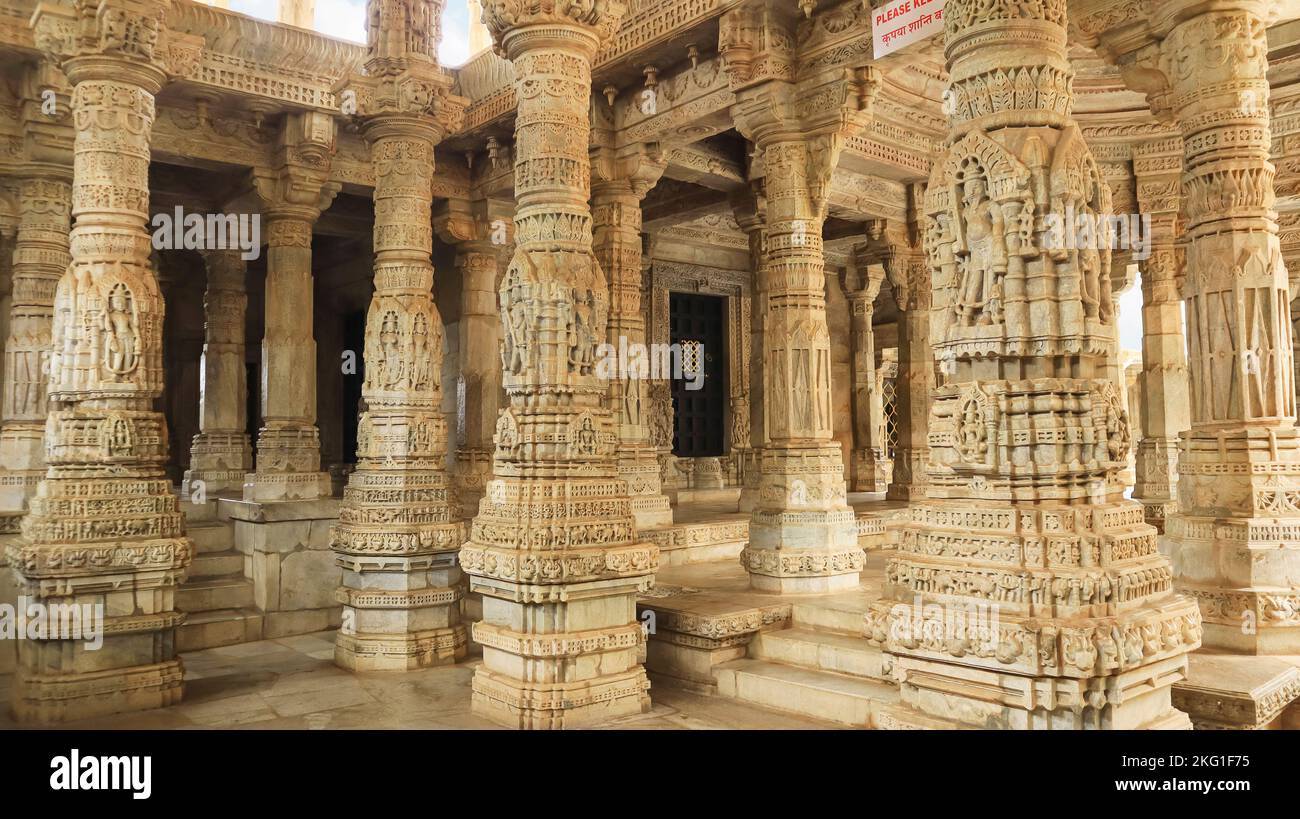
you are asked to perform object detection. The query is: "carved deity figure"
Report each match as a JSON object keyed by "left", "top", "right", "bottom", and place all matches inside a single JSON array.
[
  {"left": 102, "top": 284, "right": 138, "bottom": 379},
  {"left": 957, "top": 398, "right": 987, "bottom": 464},
  {"left": 500, "top": 276, "right": 529, "bottom": 375},
  {"left": 569, "top": 294, "right": 596, "bottom": 374},
  {"left": 573, "top": 415, "right": 597, "bottom": 457},
  {"left": 409, "top": 313, "right": 431, "bottom": 391},
  {"left": 378, "top": 311, "right": 402, "bottom": 389},
  {"left": 955, "top": 176, "right": 1007, "bottom": 326}
]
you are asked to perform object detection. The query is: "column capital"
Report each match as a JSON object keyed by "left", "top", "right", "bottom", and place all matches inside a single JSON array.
[
  {"left": 250, "top": 165, "right": 340, "bottom": 225},
  {"left": 590, "top": 142, "right": 667, "bottom": 200},
  {"left": 342, "top": 0, "right": 467, "bottom": 136},
  {"left": 481, "top": 0, "right": 628, "bottom": 58},
  {"left": 32, "top": 0, "right": 208, "bottom": 93}
]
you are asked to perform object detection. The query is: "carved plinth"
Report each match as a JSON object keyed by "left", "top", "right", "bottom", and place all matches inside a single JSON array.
[
  {"left": 185, "top": 431, "right": 253, "bottom": 496},
  {"left": 1163, "top": 431, "right": 1300, "bottom": 653},
  {"left": 626, "top": 455, "right": 674, "bottom": 528},
  {"left": 245, "top": 425, "right": 332, "bottom": 501},
  {"left": 743, "top": 446, "right": 862, "bottom": 594},
  {"left": 1134, "top": 437, "right": 1179, "bottom": 532},
  {"left": 868, "top": 499, "right": 1200, "bottom": 729},
  {"left": 334, "top": 553, "right": 467, "bottom": 672},
  {"left": 8, "top": 476, "right": 191, "bottom": 724}
]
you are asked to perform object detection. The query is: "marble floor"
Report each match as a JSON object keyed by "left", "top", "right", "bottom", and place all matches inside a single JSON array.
[{"left": 0, "top": 630, "right": 844, "bottom": 730}]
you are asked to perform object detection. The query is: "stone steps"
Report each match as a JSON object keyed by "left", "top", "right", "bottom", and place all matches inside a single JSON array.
[
  {"left": 190, "top": 550, "right": 244, "bottom": 578},
  {"left": 714, "top": 659, "right": 898, "bottom": 727},
  {"left": 177, "top": 574, "right": 255, "bottom": 612},
  {"left": 750, "top": 628, "right": 888, "bottom": 681},
  {"left": 188, "top": 521, "right": 235, "bottom": 554},
  {"left": 791, "top": 598, "right": 868, "bottom": 636},
  {"left": 178, "top": 608, "right": 265, "bottom": 653}
]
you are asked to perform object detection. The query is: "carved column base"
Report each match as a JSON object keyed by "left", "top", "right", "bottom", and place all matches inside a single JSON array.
[
  {"left": 1165, "top": 516, "right": 1300, "bottom": 654},
  {"left": 878, "top": 652, "right": 1194, "bottom": 730},
  {"left": 1141, "top": 500, "right": 1178, "bottom": 533},
  {"left": 885, "top": 445, "right": 930, "bottom": 503},
  {"left": 471, "top": 661, "right": 651, "bottom": 730},
  {"left": 10, "top": 659, "right": 185, "bottom": 726},
  {"left": 245, "top": 424, "right": 331, "bottom": 501},
  {"left": 6, "top": 468, "right": 191, "bottom": 725},
  {"left": 851, "top": 448, "right": 891, "bottom": 493},
  {"left": 334, "top": 560, "right": 467, "bottom": 672},
  {"left": 1162, "top": 428, "right": 1300, "bottom": 653},
  {"left": 1133, "top": 437, "right": 1179, "bottom": 533},
  {"left": 461, "top": 470, "right": 658, "bottom": 729},
  {"left": 743, "top": 447, "right": 863, "bottom": 594},
  {"left": 867, "top": 498, "right": 1200, "bottom": 729},
  {"left": 185, "top": 431, "right": 254, "bottom": 497},
  {"left": 468, "top": 571, "right": 653, "bottom": 729},
  {"left": 621, "top": 449, "right": 673, "bottom": 529},
  {"left": 331, "top": 407, "right": 467, "bottom": 671},
  {"left": 0, "top": 422, "right": 44, "bottom": 512},
  {"left": 691, "top": 457, "right": 725, "bottom": 491}
]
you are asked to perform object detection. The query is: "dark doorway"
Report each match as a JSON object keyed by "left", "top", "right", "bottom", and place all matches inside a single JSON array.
[{"left": 670, "top": 292, "right": 727, "bottom": 457}]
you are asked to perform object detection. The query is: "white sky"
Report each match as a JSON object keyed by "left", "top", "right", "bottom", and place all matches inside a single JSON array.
[{"left": 227, "top": 0, "right": 472, "bottom": 66}]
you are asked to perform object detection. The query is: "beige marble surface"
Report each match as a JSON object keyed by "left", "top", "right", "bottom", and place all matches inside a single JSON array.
[{"left": 0, "top": 630, "right": 845, "bottom": 730}]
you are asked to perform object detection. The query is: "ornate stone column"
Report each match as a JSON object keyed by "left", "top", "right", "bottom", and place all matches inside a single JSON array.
[
  {"left": 878, "top": 215, "right": 933, "bottom": 503},
  {"left": 733, "top": 185, "right": 767, "bottom": 512},
  {"left": 9, "top": 0, "right": 193, "bottom": 724},
  {"left": 0, "top": 174, "right": 71, "bottom": 517},
  {"left": 1154, "top": 2, "right": 1300, "bottom": 653},
  {"left": 329, "top": 0, "right": 469, "bottom": 671},
  {"left": 183, "top": 249, "right": 252, "bottom": 497},
  {"left": 591, "top": 142, "right": 673, "bottom": 529},
  {"left": 1130, "top": 137, "right": 1188, "bottom": 531},
  {"left": 845, "top": 252, "right": 887, "bottom": 493},
  {"left": 461, "top": 0, "right": 658, "bottom": 729},
  {"left": 246, "top": 114, "right": 339, "bottom": 503},
  {"left": 722, "top": 5, "right": 878, "bottom": 593},
  {"left": 451, "top": 239, "right": 504, "bottom": 516},
  {"left": 865, "top": 0, "right": 1199, "bottom": 729}
]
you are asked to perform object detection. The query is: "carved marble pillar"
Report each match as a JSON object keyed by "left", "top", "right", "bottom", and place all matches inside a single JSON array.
[
  {"left": 865, "top": 0, "right": 1198, "bottom": 729},
  {"left": 741, "top": 130, "right": 866, "bottom": 592},
  {"left": 331, "top": 119, "right": 466, "bottom": 671},
  {"left": 328, "top": 0, "right": 467, "bottom": 671},
  {"left": 1155, "top": 3, "right": 1300, "bottom": 653},
  {"left": 452, "top": 240, "right": 503, "bottom": 517},
  {"left": 461, "top": 0, "right": 658, "bottom": 728},
  {"left": 0, "top": 175, "right": 71, "bottom": 516},
  {"left": 723, "top": 7, "right": 877, "bottom": 593},
  {"left": 183, "top": 249, "right": 252, "bottom": 497},
  {"left": 734, "top": 188, "right": 766, "bottom": 512},
  {"left": 246, "top": 129, "right": 339, "bottom": 502},
  {"left": 1130, "top": 137, "right": 1188, "bottom": 532},
  {"left": 591, "top": 144, "right": 673, "bottom": 529},
  {"left": 8, "top": 1, "right": 193, "bottom": 724},
  {"left": 846, "top": 257, "right": 886, "bottom": 493},
  {"left": 880, "top": 220, "right": 933, "bottom": 503}
]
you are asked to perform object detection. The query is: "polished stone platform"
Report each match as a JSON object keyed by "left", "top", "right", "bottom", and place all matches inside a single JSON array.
[{"left": 0, "top": 630, "right": 845, "bottom": 730}]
